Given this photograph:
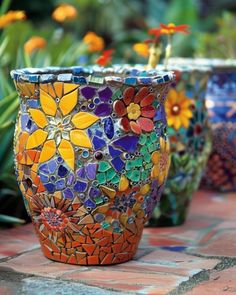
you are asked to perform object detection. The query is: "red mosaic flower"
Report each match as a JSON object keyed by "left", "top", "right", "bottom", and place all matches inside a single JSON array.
[{"left": 114, "top": 87, "right": 156, "bottom": 134}]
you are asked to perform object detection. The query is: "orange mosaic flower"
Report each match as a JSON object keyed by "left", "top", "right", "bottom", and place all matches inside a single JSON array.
[
  {"left": 133, "top": 43, "right": 149, "bottom": 58},
  {"left": 52, "top": 4, "right": 78, "bottom": 22},
  {"left": 0, "top": 10, "right": 26, "bottom": 29},
  {"left": 24, "top": 36, "right": 46, "bottom": 55},
  {"left": 165, "top": 89, "right": 194, "bottom": 130},
  {"left": 96, "top": 49, "right": 114, "bottom": 66},
  {"left": 151, "top": 137, "right": 170, "bottom": 185},
  {"left": 160, "top": 23, "right": 190, "bottom": 35},
  {"left": 83, "top": 32, "right": 105, "bottom": 53}
]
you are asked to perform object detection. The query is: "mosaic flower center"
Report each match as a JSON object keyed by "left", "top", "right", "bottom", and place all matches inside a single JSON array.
[
  {"left": 127, "top": 103, "right": 141, "bottom": 120},
  {"left": 171, "top": 104, "right": 181, "bottom": 115},
  {"left": 40, "top": 207, "right": 69, "bottom": 231}
]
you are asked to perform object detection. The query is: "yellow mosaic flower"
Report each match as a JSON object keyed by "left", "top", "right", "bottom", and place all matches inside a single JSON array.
[
  {"left": 165, "top": 89, "right": 194, "bottom": 130},
  {"left": 26, "top": 82, "right": 99, "bottom": 169},
  {"left": 151, "top": 137, "right": 170, "bottom": 185}
]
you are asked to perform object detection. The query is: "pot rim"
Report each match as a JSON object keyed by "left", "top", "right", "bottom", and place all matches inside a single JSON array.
[
  {"left": 169, "top": 57, "right": 236, "bottom": 71},
  {"left": 10, "top": 65, "right": 175, "bottom": 86}
]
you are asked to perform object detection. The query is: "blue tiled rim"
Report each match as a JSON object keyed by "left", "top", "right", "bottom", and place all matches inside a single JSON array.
[{"left": 10, "top": 65, "right": 175, "bottom": 86}]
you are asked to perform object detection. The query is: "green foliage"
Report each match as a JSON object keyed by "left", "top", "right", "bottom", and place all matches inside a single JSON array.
[{"left": 195, "top": 11, "right": 236, "bottom": 58}]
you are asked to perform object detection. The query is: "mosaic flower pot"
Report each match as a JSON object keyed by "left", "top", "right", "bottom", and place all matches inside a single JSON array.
[
  {"left": 199, "top": 59, "right": 236, "bottom": 191},
  {"left": 148, "top": 62, "right": 212, "bottom": 226},
  {"left": 11, "top": 66, "right": 173, "bottom": 265}
]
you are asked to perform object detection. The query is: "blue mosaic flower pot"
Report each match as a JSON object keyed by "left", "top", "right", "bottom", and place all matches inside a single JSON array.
[
  {"left": 11, "top": 66, "right": 174, "bottom": 265},
  {"left": 200, "top": 59, "right": 236, "bottom": 191},
  {"left": 148, "top": 62, "right": 212, "bottom": 226}
]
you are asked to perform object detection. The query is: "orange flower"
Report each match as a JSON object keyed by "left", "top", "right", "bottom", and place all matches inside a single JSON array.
[
  {"left": 96, "top": 49, "right": 114, "bottom": 66},
  {"left": 160, "top": 23, "right": 190, "bottom": 35},
  {"left": 24, "top": 36, "right": 46, "bottom": 55},
  {"left": 148, "top": 27, "right": 163, "bottom": 37},
  {"left": 83, "top": 32, "right": 104, "bottom": 53},
  {"left": 133, "top": 43, "right": 149, "bottom": 58},
  {"left": 52, "top": 4, "right": 78, "bottom": 22},
  {"left": 0, "top": 10, "right": 26, "bottom": 29}
]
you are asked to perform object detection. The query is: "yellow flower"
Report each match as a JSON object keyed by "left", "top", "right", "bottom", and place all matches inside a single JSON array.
[
  {"left": 165, "top": 89, "right": 194, "bottom": 130},
  {"left": 83, "top": 32, "right": 104, "bottom": 53},
  {"left": 127, "top": 102, "right": 141, "bottom": 120},
  {"left": 25, "top": 82, "right": 99, "bottom": 169},
  {"left": 151, "top": 137, "right": 170, "bottom": 185},
  {"left": 0, "top": 10, "right": 26, "bottom": 29},
  {"left": 24, "top": 36, "right": 46, "bottom": 55},
  {"left": 52, "top": 4, "right": 78, "bottom": 22},
  {"left": 133, "top": 43, "right": 149, "bottom": 58}
]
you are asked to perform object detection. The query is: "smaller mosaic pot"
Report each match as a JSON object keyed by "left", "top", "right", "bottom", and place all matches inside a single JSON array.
[
  {"left": 148, "top": 62, "right": 212, "bottom": 226},
  {"left": 199, "top": 59, "right": 236, "bottom": 191},
  {"left": 11, "top": 66, "right": 174, "bottom": 265}
]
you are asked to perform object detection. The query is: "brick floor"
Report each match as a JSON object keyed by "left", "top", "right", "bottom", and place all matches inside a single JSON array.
[{"left": 0, "top": 190, "right": 236, "bottom": 294}]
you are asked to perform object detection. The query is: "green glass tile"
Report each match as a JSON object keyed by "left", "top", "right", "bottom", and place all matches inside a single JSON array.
[
  {"left": 130, "top": 170, "right": 140, "bottom": 182},
  {"left": 141, "top": 170, "right": 149, "bottom": 180},
  {"left": 98, "top": 161, "right": 111, "bottom": 172},
  {"left": 140, "top": 146, "right": 148, "bottom": 155},
  {"left": 153, "top": 100, "right": 159, "bottom": 108},
  {"left": 113, "top": 228, "right": 121, "bottom": 233},
  {"left": 145, "top": 163, "right": 153, "bottom": 169},
  {"left": 146, "top": 139, "right": 152, "bottom": 147},
  {"left": 111, "top": 174, "right": 119, "bottom": 184},
  {"left": 102, "top": 221, "right": 110, "bottom": 229},
  {"left": 94, "top": 196, "right": 103, "bottom": 205},
  {"left": 139, "top": 134, "right": 147, "bottom": 145},
  {"left": 96, "top": 172, "right": 106, "bottom": 184},
  {"left": 144, "top": 153, "right": 151, "bottom": 163},
  {"left": 77, "top": 159, "right": 82, "bottom": 167},
  {"left": 106, "top": 168, "right": 116, "bottom": 181},
  {"left": 150, "top": 132, "right": 157, "bottom": 143},
  {"left": 126, "top": 170, "right": 133, "bottom": 180},
  {"left": 125, "top": 160, "right": 133, "bottom": 170},
  {"left": 112, "top": 89, "right": 122, "bottom": 101},
  {"left": 135, "top": 157, "right": 143, "bottom": 167},
  {"left": 148, "top": 143, "right": 158, "bottom": 153}
]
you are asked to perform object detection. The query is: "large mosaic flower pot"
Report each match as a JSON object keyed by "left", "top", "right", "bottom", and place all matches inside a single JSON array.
[
  {"left": 149, "top": 63, "right": 212, "bottom": 226},
  {"left": 199, "top": 59, "right": 236, "bottom": 191},
  {"left": 11, "top": 66, "right": 173, "bottom": 265}
]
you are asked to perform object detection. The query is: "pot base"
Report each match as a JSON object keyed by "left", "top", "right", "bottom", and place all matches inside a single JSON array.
[
  {"left": 40, "top": 242, "right": 137, "bottom": 265},
  {"left": 36, "top": 223, "right": 142, "bottom": 265}
]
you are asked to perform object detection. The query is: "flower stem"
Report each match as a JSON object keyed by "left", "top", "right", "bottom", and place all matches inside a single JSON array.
[
  {"left": 164, "top": 34, "right": 173, "bottom": 70},
  {"left": 147, "top": 43, "right": 161, "bottom": 70}
]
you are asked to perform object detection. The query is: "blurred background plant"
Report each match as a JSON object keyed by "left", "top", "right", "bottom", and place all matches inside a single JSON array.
[{"left": 0, "top": 0, "right": 236, "bottom": 227}]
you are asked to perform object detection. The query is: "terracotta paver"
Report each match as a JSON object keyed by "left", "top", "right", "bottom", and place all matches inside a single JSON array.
[
  {"left": 0, "top": 224, "right": 39, "bottom": 259},
  {"left": 0, "top": 190, "right": 236, "bottom": 294},
  {"left": 186, "top": 267, "right": 236, "bottom": 295}
]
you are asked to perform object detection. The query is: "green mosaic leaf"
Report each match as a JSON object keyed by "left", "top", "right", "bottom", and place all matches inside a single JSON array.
[
  {"left": 139, "top": 134, "right": 147, "bottom": 145},
  {"left": 125, "top": 160, "right": 133, "bottom": 170},
  {"left": 98, "top": 161, "right": 111, "bottom": 172},
  {"left": 150, "top": 132, "right": 157, "bottom": 143},
  {"left": 140, "top": 146, "right": 148, "bottom": 155},
  {"left": 96, "top": 173, "right": 106, "bottom": 184},
  {"left": 106, "top": 168, "right": 116, "bottom": 181},
  {"left": 110, "top": 174, "right": 119, "bottom": 184}
]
